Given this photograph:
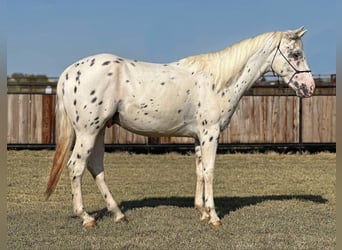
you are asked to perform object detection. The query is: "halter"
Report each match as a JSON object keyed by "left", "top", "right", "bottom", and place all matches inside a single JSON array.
[{"left": 271, "top": 41, "right": 311, "bottom": 85}]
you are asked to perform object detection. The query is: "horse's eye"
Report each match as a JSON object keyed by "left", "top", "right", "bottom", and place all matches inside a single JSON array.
[{"left": 291, "top": 51, "right": 302, "bottom": 60}]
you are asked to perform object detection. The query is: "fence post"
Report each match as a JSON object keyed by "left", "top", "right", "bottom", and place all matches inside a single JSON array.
[{"left": 298, "top": 97, "right": 303, "bottom": 151}]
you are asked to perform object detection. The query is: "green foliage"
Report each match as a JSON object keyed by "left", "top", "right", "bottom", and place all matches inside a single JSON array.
[{"left": 9, "top": 73, "right": 48, "bottom": 82}]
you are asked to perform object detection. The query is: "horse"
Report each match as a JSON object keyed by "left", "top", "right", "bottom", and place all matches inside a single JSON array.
[{"left": 45, "top": 27, "right": 315, "bottom": 227}]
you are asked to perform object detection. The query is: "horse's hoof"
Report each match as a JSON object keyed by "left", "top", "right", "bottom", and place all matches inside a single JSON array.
[
  {"left": 210, "top": 220, "right": 222, "bottom": 227},
  {"left": 200, "top": 216, "right": 210, "bottom": 223},
  {"left": 83, "top": 220, "right": 97, "bottom": 228},
  {"left": 115, "top": 216, "right": 128, "bottom": 224}
]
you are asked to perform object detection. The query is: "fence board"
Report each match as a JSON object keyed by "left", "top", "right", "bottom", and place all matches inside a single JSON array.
[
  {"left": 7, "top": 93, "right": 335, "bottom": 145},
  {"left": 302, "top": 96, "right": 336, "bottom": 143},
  {"left": 18, "top": 95, "right": 29, "bottom": 143}
]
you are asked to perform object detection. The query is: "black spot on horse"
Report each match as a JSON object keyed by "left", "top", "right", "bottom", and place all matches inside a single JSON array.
[
  {"left": 90, "top": 58, "right": 95, "bottom": 66},
  {"left": 91, "top": 97, "right": 97, "bottom": 103},
  {"left": 66, "top": 73, "right": 69, "bottom": 80},
  {"left": 177, "top": 109, "right": 182, "bottom": 114},
  {"left": 102, "top": 61, "right": 111, "bottom": 66},
  {"left": 76, "top": 116, "right": 79, "bottom": 123},
  {"left": 98, "top": 101, "right": 103, "bottom": 105},
  {"left": 108, "top": 72, "right": 113, "bottom": 76},
  {"left": 73, "top": 99, "right": 77, "bottom": 106},
  {"left": 74, "top": 86, "right": 77, "bottom": 93},
  {"left": 209, "top": 136, "right": 213, "bottom": 142},
  {"left": 130, "top": 62, "right": 136, "bottom": 67},
  {"left": 77, "top": 154, "right": 81, "bottom": 159},
  {"left": 90, "top": 90, "right": 96, "bottom": 95},
  {"left": 160, "top": 82, "right": 165, "bottom": 85},
  {"left": 115, "top": 60, "right": 120, "bottom": 64}
]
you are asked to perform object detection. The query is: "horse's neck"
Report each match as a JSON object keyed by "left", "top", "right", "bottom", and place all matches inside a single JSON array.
[
  {"left": 178, "top": 32, "right": 280, "bottom": 93},
  {"left": 220, "top": 37, "right": 277, "bottom": 91}
]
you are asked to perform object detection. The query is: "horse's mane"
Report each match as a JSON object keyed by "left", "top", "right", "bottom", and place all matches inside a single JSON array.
[{"left": 176, "top": 31, "right": 284, "bottom": 90}]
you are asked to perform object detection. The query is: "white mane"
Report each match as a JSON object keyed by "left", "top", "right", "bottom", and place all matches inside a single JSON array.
[{"left": 176, "top": 31, "right": 284, "bottom": 90}]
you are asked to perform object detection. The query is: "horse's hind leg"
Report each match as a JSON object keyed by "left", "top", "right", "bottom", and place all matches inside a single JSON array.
[
  {"left": 87, "top": 128, "right": 126, "bottom": 223},
  {"left": 67, "top": 131, "right": 98, "bottom": 227}
]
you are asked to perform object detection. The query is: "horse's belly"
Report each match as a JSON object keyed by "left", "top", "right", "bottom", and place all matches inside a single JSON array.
[{"left": 117, "top": 107, "right": 197, "bottom": 137}]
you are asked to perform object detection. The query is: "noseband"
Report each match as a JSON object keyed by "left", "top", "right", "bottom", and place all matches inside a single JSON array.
[{"left": 271, "top": 41, "right": 311, "bottom": 85}]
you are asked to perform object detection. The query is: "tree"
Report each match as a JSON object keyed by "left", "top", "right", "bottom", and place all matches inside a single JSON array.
[{"left": 10, "top": 73, "right": 48, "bottom": 83}]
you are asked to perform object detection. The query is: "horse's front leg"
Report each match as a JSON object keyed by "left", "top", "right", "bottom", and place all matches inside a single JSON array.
[
  {"left": 194, "top": 140, "right": 210, "bottom": 222},
  {"left": 198, "top": 127, "right": 221, "bottom": 226}
]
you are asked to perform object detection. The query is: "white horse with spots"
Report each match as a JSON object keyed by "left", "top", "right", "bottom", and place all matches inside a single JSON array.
[{"left": 46, "top": 27, "right": 315, "bottom": 227}]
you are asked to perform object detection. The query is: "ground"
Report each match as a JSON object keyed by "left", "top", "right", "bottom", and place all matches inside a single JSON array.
[{"left": 7, "top": 150, "right": 335, "bottom": 249}]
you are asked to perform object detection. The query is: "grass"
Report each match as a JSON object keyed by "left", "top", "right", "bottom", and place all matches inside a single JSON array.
[{"left": 7, "top": 150, "right": 335, "bottom": 249}]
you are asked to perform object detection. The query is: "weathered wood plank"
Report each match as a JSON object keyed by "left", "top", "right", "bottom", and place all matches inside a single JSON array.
[{"left": 7, "top": 94, "right": 336, "bottom": 145}]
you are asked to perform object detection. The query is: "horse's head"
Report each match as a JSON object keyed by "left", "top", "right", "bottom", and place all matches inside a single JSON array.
[{"left": 271, "top": 27, "right": 315, "bottom": 97}]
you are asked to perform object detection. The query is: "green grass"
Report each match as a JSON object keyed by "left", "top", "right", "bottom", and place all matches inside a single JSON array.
[{"left": 7, "top": 150, "right": 335, "bottom": 249}]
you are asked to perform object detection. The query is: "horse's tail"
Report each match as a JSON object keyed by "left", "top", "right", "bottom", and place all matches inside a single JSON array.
[{"left": 45, "top": 77, "right": 74, "bottom": 200}]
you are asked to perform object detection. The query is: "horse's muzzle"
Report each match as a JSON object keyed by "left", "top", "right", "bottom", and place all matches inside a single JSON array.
[{"left": 291, "top": 81, "right": 315, "bottom": 98}]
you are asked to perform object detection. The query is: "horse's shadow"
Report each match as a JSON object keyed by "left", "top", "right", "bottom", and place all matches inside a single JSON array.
[{"left": 90, "top": 194, "right": 327, "bottom": 221}]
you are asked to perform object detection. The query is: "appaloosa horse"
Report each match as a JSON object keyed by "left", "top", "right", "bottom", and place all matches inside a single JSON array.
[{"left": 45, "top": 27, "right": 315, "bottom": 227}]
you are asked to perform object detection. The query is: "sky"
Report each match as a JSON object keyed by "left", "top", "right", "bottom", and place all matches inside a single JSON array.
[{"left": 7, "top": 0, "right": 336, "bottom": 77}]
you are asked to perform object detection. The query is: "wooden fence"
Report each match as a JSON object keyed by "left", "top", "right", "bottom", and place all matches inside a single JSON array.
[{"left": 7, "top": 75, "right": 336, "bottom": 147}]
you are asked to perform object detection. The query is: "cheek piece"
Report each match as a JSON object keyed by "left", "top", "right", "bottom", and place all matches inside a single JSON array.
[{"left": 271, "top": 41, "right": 311, "bottom": 86}]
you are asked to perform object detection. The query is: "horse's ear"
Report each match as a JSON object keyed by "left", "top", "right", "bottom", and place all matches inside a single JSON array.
[
  {"left": 286, "top": 26, "right": 307, "bottom": 40},
  {"left": 295, "top": 26, "right": 307, "bottom": 38}
]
